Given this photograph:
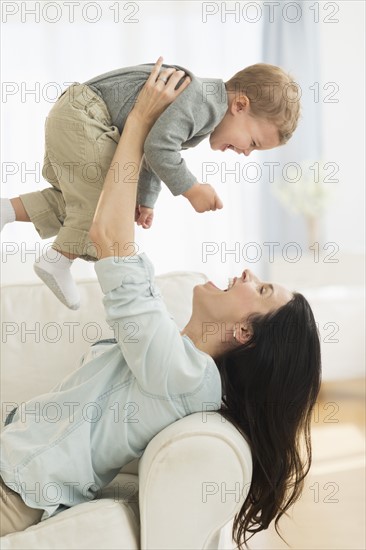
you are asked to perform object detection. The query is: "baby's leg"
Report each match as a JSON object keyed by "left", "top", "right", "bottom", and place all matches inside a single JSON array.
[
  {"left": 44, "top": 84, "right": 120, "bottom": 263},
  {"left": 33, "top": 251, "right": 80, "bottom": 309},
  {"left": 10, "top": 197, "right": 30, "bottom": 221},
  {"left": 1, "top": 197, "right": 30, "bottom": 225},
  {"left": 33, "top": 83, "right": 120, "bottom": 308},
  {"left": 1, "top": 184, "right": 66, "bottom": 233},
  {"left": 11, "top": 197, "right": 29, "bottom": 222},
  {"left": 1, "top": 189, "right": 80, "bottom": 308},
  {"left": 20, "top": 186, "right": 80, "bottom": 309},
  {"left": 0, "top": 197, "right": 28, "bottom": 230}
]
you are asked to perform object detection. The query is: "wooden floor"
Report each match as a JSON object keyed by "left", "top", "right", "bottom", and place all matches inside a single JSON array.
[{"left": 248, "top": 378, "right": 366, "bottom": 550}]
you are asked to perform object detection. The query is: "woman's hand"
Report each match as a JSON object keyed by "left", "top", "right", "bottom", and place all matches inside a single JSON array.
[
  {"left": 89, "top": 56, "right": 191, "bottom": 259},
  {"left": 128, "top": 56, "right": 191, "bottom": 131}
]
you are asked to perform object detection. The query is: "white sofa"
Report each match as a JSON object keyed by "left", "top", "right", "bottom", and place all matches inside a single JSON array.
[{"left": 0, "top": 268, "right": 252, "bottom": 549}]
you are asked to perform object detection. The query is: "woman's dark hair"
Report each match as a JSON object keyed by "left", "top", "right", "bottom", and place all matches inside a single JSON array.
[{"left": 215, "top": 292, "right": 322, "bottom": 548}]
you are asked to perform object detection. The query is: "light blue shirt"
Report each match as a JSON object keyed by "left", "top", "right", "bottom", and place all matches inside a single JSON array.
[{"left": 0, "top": 253, "right": 222, "bottom": 520}]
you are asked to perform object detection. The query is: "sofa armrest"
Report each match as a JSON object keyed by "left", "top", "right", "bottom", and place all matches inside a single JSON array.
[{"left": 138, "top": 412, "right": 252, "bottom": 550}]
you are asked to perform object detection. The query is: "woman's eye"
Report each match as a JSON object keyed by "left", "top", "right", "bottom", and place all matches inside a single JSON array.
[{"left": 260, "top": 285, "right": 265, "bottom": 294}]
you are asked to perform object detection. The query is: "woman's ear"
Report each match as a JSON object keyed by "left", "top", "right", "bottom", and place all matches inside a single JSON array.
[{"left": 236, "top": 324, "right": 253, "bottom": 345}]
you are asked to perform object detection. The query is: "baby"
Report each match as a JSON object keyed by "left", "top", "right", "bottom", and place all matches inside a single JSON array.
[{"left": 0, "top": 62, "right": 300, "bottom": 309}]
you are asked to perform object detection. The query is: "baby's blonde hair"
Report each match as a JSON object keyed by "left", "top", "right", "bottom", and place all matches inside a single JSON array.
[{"left": 225, "top": 63, "right": 301, "bottom": 145}]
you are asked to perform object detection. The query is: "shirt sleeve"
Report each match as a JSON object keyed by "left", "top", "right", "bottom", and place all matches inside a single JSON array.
[
  {"left": 94, "top": 253, "right": 211, "bottom": 396},
  {"left": 142, "top": 78, "right": 207, "bottom": 197},
  {"left": 136, "top": 155, "right": 162, "bottom": 209}
]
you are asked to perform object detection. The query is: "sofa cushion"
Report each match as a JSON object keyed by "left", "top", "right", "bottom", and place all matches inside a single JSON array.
[{"left": 1, "top": 498, "right": 139, "bottom": 550}]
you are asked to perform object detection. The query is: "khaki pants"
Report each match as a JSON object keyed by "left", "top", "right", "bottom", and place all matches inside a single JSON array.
[
  {"left": 19, "top": 83, "right": 120, "bottom": 261},
  {"left": 0, "top": 477, "right": 43, "bottom": 537}
]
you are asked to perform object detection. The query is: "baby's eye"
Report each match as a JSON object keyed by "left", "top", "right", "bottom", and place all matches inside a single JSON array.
[{"left": 260, "top": 285, "right": 266, "bottom": 294}]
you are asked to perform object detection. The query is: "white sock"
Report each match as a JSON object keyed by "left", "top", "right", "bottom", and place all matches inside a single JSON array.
[
  {"left": 1, "top": 198, "right": 16, "bottom": 231},
  {"left": 33, "top": 252, "right": 80, "bottom": 310}
]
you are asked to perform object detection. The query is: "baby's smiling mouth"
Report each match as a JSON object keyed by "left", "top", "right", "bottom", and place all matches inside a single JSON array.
[{"left": 223, "top": 145, "right": 240, "bottom": 153}]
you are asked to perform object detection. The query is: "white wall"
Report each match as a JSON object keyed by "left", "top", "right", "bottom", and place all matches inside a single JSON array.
[
  {"left": 0, "top": 1, "right": 364, "bottom": 290},
  {"left": 1, "top": 0, "right": 263, "bottom": 289}
]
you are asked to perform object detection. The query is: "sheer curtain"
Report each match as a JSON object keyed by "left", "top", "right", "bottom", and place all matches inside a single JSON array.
[
  {"left": 1, "top": 1, "right": 264, "bottom": 287},
  {"left": 260, "top": 0, "right": 323, "bottom": 277},
  {"left": 258, "top": 0, "right": 365, "bottom": 287}
]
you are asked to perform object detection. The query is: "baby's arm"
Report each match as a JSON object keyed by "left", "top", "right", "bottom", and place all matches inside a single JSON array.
[
  {"left": 182, "top": 183, "right": 223, "bottom": 212},
  {"left": 135, "top": 204, "right": 154, "bottom": 228},
  {"left": 135, "top": 155, "right": 161, "bottom": 229},
  {"left": 142, "top": 77, "right": 223, "bottom": 213},
  {"left": 136, "top": 181, "right": 225, "bottom": 228}
]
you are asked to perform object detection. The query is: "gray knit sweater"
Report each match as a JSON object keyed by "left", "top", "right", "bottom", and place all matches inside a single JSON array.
[{"left": 84, "top": 64, "right": 228, "bottom": 208}]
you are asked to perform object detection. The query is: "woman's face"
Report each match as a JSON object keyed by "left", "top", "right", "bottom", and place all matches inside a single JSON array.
[{"left": 193, "top": 268, "right": 293, "bottom": 325}]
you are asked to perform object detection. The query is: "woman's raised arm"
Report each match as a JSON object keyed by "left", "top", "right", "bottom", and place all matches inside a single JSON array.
[{"left": 89, "top": 57, "right": 190, "bottom": 259}]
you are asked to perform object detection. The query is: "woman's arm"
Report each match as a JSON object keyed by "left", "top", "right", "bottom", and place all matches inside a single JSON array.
[{"left": 89, "top": 57, "right": 190, "bottom": 259}]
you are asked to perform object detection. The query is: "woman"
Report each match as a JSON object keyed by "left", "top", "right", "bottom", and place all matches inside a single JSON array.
[{"left": 0, "top": 59, "right": 321, "bottom": 547}]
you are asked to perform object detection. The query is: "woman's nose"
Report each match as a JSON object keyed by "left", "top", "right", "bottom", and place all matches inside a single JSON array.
[{"left": 244, "top": 269, "right": 258, "bottom": 282}]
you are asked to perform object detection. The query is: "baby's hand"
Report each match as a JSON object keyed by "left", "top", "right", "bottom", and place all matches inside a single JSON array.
[
  {"left": 182, "top": 183, "right": 223, "bottom": 213},
  {"left": 135, "top": 205, "right": 154, "bottom": 229}
]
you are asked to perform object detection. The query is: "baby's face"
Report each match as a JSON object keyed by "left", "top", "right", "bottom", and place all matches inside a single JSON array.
[{"left": 209, "top": 94, "right": 280, "bottom": 156}]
